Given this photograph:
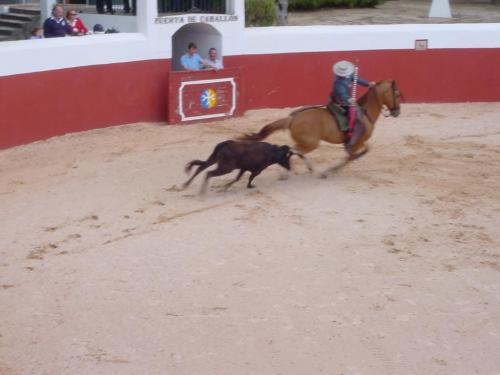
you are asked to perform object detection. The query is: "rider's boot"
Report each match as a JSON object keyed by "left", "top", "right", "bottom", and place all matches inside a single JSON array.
[{"left": 345, "top": 119, "right": 365, "bottom": 156}]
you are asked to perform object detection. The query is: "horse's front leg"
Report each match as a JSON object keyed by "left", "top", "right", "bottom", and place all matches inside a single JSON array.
[
  {"left": 319, "top": 145, "right": 370, "bottom": 178},
  {"left": 348, "top": 144, "right": 370, "bottom": 161}
]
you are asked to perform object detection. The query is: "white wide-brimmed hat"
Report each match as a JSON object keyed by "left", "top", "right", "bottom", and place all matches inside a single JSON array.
[{"left": 333, "top": 60, "right": 355, "bottom": 77}]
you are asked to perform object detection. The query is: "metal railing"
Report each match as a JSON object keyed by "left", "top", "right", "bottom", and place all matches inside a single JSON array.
[
  {"left": 14, "top": 0, "right": 226, "bottom": 14},
  {"left": 76, "top": 0, "right": 226, "bottom": 13},
  {"left": 51, "top": 1, "right": 125, "bottom": 9},
  {"left": 158, "top": 0, "right": 226, "bottom": 13},
  {"left": 84, "top": 0, "right": 126, "bottom": 9}
]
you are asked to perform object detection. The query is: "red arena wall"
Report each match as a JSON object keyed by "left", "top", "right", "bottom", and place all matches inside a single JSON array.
[
  {"left": 0, "top": 59, "right": 170, "bottom": 149},
  {"left": 1, "top": 48, "right": 500, "bottom": 149},
  {"left": 227, "top": 48, "right": 500, "bottom": 109}
]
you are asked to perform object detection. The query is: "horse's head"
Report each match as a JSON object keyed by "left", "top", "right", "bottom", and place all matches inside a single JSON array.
[{"left": 374, "top": 80, "right": 402, "bottom": 117}]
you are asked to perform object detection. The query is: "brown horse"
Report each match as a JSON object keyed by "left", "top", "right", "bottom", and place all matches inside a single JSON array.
[{"left": 239, "top": 79, "right": 402, "bottom": 173}]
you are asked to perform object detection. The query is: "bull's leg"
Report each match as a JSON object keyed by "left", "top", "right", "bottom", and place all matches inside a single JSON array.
[
  {"left": 199, "top": 164, "right": 234, "bottom": 195},
  {"left": 222, "top": 169, "right": 246, "bottom": 191},
  {"left": 246, "top": 171, "right": 262, "bottom": 188},
  {"left": 183, "top": 164, "right": 208, "bottom": 189}
]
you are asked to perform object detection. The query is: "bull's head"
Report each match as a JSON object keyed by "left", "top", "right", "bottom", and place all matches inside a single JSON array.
[{"left": 276, "top": 145, "right": 293, "bottom": 170}]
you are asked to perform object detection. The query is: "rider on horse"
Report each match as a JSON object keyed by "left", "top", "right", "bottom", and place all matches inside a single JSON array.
[{"left": 330, "top": 60, "right": 375, "bottom": 154}]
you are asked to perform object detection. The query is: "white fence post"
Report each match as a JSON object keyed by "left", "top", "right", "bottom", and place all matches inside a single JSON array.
[
  {"left": 429, "top": 0, "right": 451, "bottom": 18},
  {"left": 40, "top": 0, "right": 52, "bottom": 27},
  {"left": 138, "top": 0, "right": 156, "bottom": 35}
]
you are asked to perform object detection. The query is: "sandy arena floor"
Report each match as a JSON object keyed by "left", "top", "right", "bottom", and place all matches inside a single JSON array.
[{"left": 1, "top": 102, "right": 500, "bottom": 374}]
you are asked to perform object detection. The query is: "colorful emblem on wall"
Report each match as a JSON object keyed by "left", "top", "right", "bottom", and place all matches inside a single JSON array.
[
  {"left": 175, "top": 76, "right": 237, "bottom": 122},
  {"left": 200, "top": 88, "right": 217, "bottom": 109}
]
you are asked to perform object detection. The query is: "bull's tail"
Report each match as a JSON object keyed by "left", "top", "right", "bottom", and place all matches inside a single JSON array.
[
  {"left": 185, "top": 141, "right": 228, "bottom": 174},
  {"left": 184, "top": 159, "right": 205, "bottom": 174},
  {"left": 183, "top": 141, "right": 232, "bottom": 188},
  {"left": 238, "top": 117, "right": 291, "bottom": 141}
]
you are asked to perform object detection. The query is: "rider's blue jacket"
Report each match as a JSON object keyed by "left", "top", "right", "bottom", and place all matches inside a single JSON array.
[{"left": 331, "top": 75, "right": 370, "bottom": 106}]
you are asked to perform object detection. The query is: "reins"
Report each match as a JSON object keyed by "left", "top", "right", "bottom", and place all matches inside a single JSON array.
[
  {"left": 379, "top": 81, "right": 400, "bottom": 117},
  {"left": 360, "top": 81, "right": 400, "bottom": 120},
  {"left": 359, "top": 85, "right": 382, "bottom": 123}
]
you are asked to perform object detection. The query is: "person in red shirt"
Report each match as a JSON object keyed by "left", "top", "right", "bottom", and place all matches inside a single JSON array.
[{"left": 66, "top": 10, "right": 89, "bottom": 35}]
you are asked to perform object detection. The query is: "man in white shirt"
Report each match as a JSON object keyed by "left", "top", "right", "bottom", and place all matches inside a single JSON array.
[{"left": 203, "top": 48, "right": 223, "bottom": 70}]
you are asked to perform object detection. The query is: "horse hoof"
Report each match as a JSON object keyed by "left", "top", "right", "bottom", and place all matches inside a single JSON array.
[
  {"left": 165, "top": 184, "right": 183, "bottom": 192},
  {"left": 278, "top": 174, "right": 289, "bottom": 181},
  {"left": 319, "top": 173, "right": 328, "bottom": 179}
]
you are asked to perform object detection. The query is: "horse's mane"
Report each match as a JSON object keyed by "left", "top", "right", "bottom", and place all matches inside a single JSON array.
[
  {"left": 358, "top": 81, "right": 385, "bottom": 107},
  {"left": 289, "top": 80, "right": 393, "bottom": 114}
]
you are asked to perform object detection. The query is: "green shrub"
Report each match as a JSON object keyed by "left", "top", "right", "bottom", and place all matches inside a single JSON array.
[
  {"left": 245, "top": 0, "right": 277, "bottom": 26},
  {"left": 289, "top": 0, "right": 384, "bottom": 10},
  {"left": 288, "top": 0, "right": 322, "bottom": 9}
]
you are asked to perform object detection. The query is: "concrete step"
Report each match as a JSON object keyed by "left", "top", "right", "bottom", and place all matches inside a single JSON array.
[
  {"left": 1, "top": 12, "right": 35, "bottom": 22},
  {"left": 0, "top": 17, "right": 26, "bottom": 28},
  {"left": 0, "top": 34, "right": 15, "bottom": 42},
  {"left": 8, "top": 7, "right": 40, "bottom": 16},
  {"left": 0, "top": 7, "right": 40, "bottom": 41},
  {"left": 0, "top": 25, "right": 15, "bottom": 35},
  {"left": 0, "top": 30, "right": 19, "bottom": 41},
  {"left": 0, "top": 26, "right": 23, "bottom": 40}
]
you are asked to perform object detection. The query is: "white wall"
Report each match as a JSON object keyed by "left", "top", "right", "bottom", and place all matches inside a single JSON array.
[
  {"left": 79, "top": 13, "right": 138, "bottom": 33},
  {"left": 0, "top": 33, "right": 160, "bottom": 77},
  {"left": 240, "top": 23, "right": 500, "bottom": 54}
]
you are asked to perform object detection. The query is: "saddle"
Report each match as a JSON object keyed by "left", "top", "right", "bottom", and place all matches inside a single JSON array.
[
  {"left": 326, "top": 102, "right": 349, "bottom": 132},
  {"left": 290, "top": 104, "right": 349, "bottom": 133}
]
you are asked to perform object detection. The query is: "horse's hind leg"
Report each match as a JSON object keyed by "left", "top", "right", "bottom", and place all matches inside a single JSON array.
[
  {"left": 293, "top": 137, "right": 319, "bottom": 172},
  {"left": 279, "top": 146, "right": 314, "bottom": 181},
  {"left": 292, "top": 149, "right": 314, "bottom": 172}
]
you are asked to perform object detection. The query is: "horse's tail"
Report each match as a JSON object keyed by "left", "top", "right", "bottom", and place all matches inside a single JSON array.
[{"left": 238, "top": 117, "right": 292, "bottom": 141}]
